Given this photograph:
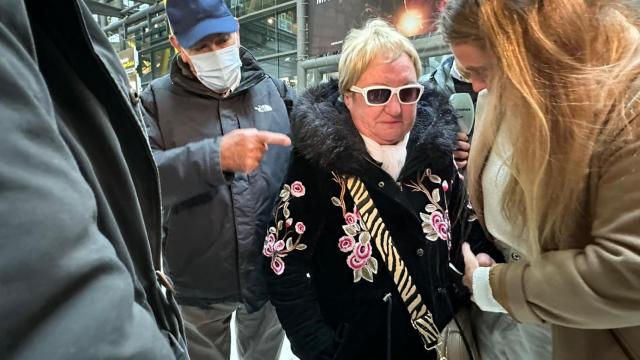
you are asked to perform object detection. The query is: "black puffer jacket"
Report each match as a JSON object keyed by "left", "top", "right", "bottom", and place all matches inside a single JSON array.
[{"left": 141, "top": 49, "right": 292, "bottom": 311}]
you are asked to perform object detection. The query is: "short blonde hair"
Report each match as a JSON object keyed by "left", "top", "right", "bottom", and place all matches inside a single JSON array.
[{"left": 338, "top": 19, "right": 422, "bottom": 95}]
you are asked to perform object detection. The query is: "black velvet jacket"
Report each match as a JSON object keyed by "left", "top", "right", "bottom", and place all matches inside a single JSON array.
[{"left": 264, "top": 80, "right": 494, "bottom": 360}]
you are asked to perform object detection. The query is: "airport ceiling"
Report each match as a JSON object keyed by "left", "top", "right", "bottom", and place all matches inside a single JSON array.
[{"left": 86, "top": 0, "right": 159, "bottom": 19}]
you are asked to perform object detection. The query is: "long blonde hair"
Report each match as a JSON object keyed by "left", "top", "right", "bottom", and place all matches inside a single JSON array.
[{"left": 440, "top": 0, "right": 640, "bottom": 256}]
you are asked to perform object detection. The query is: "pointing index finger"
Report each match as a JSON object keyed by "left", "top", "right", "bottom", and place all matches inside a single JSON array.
[{"left": 257, "top": 131, "right": 291, "bottom": 147}]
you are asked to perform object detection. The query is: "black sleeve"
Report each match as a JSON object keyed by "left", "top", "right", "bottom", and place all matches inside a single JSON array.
[
  {"left": 264, "top": 152, "right": 342, "bottom": 360},
  {"left": 140, "top": 85, "right": 232, "bottom": 207},
  {"left": 0, "top": 3, "right": 176, "bottom": 359}
]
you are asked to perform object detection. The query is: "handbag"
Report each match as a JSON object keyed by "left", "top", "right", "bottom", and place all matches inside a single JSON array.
[{"left": 439, "top": 307, "right": 480, "bottom": 360}]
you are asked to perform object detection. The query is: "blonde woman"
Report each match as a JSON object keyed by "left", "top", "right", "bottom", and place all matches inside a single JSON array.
[
  {"left": 264, "top": 19, "right": 498, "bottom": 360},
  {"left": 439, "top": 0, "right": 640, "bottom": 359}
]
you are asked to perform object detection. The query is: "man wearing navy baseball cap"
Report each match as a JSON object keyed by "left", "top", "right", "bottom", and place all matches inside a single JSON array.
[
  {"left": 140, "top": 1, "right": 293, "bottom": 359},
  {"left": 166, "top": 0, "right": 242, "bottom": 94}
]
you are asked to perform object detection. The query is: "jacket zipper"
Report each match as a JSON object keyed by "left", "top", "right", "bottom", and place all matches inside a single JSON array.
[{"left": 383, "top": 292, "right": 393, "bottom": 360}]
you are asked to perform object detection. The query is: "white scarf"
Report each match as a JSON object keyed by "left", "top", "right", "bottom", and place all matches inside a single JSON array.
[{"left": 360, "top": 132, "right": 410, "bottom": 181}]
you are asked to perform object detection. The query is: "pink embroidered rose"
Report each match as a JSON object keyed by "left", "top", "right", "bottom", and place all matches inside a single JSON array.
[
  {"left": 344, "top": 212, "right": 358, "bottom": 225},
  {"left": 354, "top": 242, "right": 372, "bottom": 260},
  {"left": 274, "top": 240, "right": 286, "bottom": 252},
  {"left": 338, "top": 236, "right": 356, "bottom": 253},
  {"left": 271, "top": 256, "right": 285, "bottom": 275},
  {"left": 290, "top": 181, "right": 305, "bottom": 197},
  {"left": 430, "top": 211, "right": 450, "bottom": 241},
  {"left": 265, "top": 233, "right": 276, "bottom": 244},
  {"left": 347, "top": 252, "right": 368, "bottom": 270},
  {"left": 442, "top": 180, "right": 449, "bottom": 192},
  {"left": 285, "top": 218, "right": 293, "bottom": 228},
  {"left": 263, "top": 242, "right": 274, "bottom": 256},
  {"left": 295, "top": 222, "right": 306, "bottom": 234},
  {"left": 263, "top": 234, "right": 276, "bottom": 256}
]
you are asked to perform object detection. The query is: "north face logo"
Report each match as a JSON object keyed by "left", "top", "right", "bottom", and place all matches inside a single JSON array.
[{"left": 254, "top": 104, "right": 273, "bottom": 113}]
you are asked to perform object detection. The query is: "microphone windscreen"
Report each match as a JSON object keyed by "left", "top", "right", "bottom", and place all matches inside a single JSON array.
[{"left": 449, "top": 93, "right": 475, "bottom": 134}]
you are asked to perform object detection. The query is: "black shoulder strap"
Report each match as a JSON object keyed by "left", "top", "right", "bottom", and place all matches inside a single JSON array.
[
  {"left": 268, "top": 75, "right": 293, "bottom": 117},
  {"left": 269, "top": 74, "right": 286, "bottom": 98}
]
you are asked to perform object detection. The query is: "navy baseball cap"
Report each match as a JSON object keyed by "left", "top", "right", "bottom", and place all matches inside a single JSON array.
[{"left": 166, "top": 0, "right": 239, "bottom": 49}]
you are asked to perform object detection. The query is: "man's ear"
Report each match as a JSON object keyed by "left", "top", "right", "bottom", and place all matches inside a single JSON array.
[
  {"left": 169, "top": 34, "right": 190, "bottom": 63},
  {"left": 169, "top": 34, "right": 180, "bottom": 50}
]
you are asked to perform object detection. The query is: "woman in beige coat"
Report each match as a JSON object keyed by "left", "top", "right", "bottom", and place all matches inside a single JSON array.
[{"left": 438, "top": 0, "right": 640, "bottom": 359}]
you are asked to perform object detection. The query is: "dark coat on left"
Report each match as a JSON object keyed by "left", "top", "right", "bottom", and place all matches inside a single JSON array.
[
  {"left": 264, "top": 80, "right": 496, "bottom": 360},
  {"left": 0, "top": 0, "right": 186, "bottom": 358}
]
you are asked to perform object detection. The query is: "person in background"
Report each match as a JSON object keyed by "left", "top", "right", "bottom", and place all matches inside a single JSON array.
[
  {"left": 440, "top": 0, "right": 640, "bottom": 359},
  {"left": 140, "top": 0, "right": 292, "bottom": 359},
  {"left": 425, "top": 54, "right": 479, "bottom": 105},
  {"left": 423, "top": 55, "right": 476, "bottom": 169},
  {"left": 0, "top": 0, "right": 187, "bottom": 359},
  {"left": 264, "top": 19, "right": 499, "bottom": 360}
]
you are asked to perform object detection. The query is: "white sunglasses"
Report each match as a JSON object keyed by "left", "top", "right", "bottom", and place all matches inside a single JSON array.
[{"left": 350, "top": 84, "right": 424, "bottom": 106}]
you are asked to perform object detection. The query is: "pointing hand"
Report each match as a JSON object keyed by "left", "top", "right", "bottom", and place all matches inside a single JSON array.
[{"left": 220, "top": 128, "right": 291, "bottom": 173}]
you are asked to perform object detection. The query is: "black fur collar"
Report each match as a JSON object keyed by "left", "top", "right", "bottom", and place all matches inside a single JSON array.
[{"left": 291, "top": 79, "right": 459, "bottom": 179}]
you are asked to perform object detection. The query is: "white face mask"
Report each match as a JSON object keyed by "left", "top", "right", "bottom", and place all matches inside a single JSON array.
[{"left": 189, "top": 44, "right": 242, "bottom": 94}]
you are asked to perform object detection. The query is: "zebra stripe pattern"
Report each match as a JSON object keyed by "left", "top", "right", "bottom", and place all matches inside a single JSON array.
[{"left": 346, "top": 177, "right": 442, "bottom": 351}]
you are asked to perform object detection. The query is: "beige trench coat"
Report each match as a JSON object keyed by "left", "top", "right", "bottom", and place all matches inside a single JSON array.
[{"left": 480, "top": 89, "right": 640, "bottom": 360}]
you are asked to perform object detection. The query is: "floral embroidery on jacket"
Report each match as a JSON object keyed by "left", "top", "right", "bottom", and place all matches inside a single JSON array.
[
  {"left": 407, "top": 169, "right": 452, "bottom": 248},
  {"left": 264, "top": 181, "right": 308, "bottom": 275},
  {"left": 331, "top": 173, "right": 379, "bottom": 283}
]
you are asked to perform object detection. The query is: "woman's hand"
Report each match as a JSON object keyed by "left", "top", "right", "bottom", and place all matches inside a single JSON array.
[
  {"left": 454, "top": 132, "right": 471, "bottom": 169},
  {"left": 461, "top": 242, "right": 495, "bottom": 292}
]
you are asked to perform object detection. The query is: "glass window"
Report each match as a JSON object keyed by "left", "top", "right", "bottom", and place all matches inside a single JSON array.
[
  {"left": 226, "top": 0, "right": 293, "bottom": 17},
  {"left": 239, "top": 9, "right": 296, "bottom": 58},
  {"left": 150, "top": 24, "right": 168, "bottom": 41},
  {"left": 258, "top": 55, "right": 298, "bottom": 90},
  {"left": 153, "top": 47, "right": 175, "bottom": 78},
  {"left": 240, "top": 14, "right": 277, "bottom": 58},
  {"left": 277, "top": 10, "right": 296, "bottom": 52},
  {"left": 138, "top": 51, "right": 153, "bottom": 85},
  {"left": 277, "top": 55, "right": 297, "bottom": 81}
]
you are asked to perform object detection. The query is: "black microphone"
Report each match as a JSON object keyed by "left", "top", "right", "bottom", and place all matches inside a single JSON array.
[{"left": 449, "top": 93, "right": 475, "bottom": 135}]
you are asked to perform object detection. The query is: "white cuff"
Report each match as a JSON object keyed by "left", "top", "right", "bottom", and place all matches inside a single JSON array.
[{"left": 472, "top": 266, "right": 508, "bottom": 313}]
